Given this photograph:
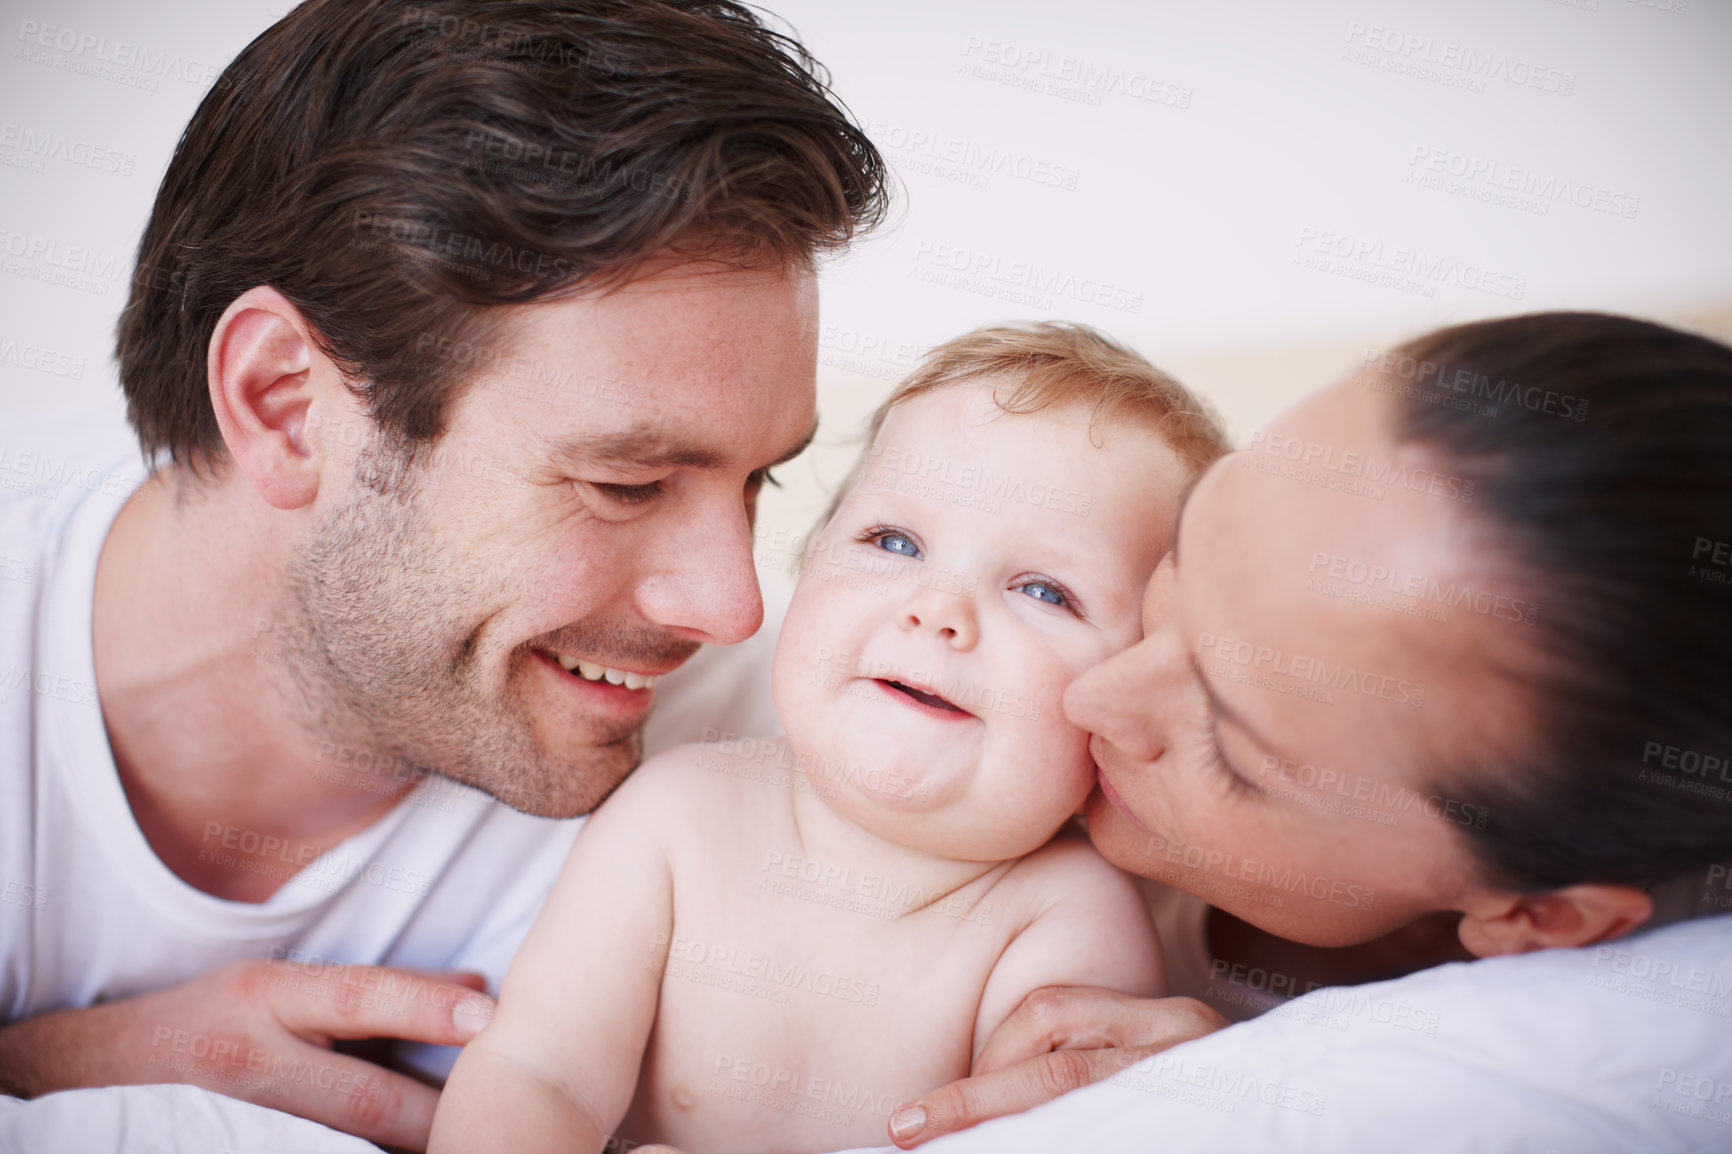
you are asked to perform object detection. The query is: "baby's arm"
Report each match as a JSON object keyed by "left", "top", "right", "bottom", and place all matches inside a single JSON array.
[
  {"left": 429, "top": 754, "right": 680, "bottom": 1154},
  {"left": 971, "top": 834, "right": 1165, "bottom": 1064}
]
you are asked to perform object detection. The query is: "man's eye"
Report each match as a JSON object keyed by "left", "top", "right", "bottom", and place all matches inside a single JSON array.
[
  {"left": 594, "top": 481, "right": 665, "bottom": 505},
  {"left": 864, "top": 528, "right": 922, "bottom": 559},
  {"left": 748, "top": 467, "right": 781, "bottom": 491}
]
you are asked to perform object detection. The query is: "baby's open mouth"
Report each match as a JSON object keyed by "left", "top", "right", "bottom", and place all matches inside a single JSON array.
[{"left": 880, "top": 679, "right": 965, "bottom": 713}]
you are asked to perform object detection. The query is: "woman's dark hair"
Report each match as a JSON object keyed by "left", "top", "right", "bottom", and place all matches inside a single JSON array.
[
  {"left": 1388, "top": 312, "right": 1732, "bottom": 891},
  {"left": 116, "top": 0, "right": 889, "bottom": 468}
]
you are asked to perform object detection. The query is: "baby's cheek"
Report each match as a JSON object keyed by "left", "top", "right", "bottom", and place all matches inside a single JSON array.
[{"left": 1007, "top": 658, "right": 1100, "bottom": 793}]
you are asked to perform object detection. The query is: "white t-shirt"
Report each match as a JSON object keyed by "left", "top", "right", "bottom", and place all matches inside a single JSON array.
[{"left": 0, "top": 416, "right": 782, "bottom": 1053}]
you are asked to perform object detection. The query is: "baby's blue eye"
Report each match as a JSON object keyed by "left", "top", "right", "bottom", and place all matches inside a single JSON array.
[
  {"left": 1018, "top": 580, "right": 1068, "bottom": 607},
  {"left": 874, "top": 532, "right": 922, "bottom": 559}
]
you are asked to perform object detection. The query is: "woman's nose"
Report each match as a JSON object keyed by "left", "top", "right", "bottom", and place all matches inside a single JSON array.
[
  {"left": 897, "top": 585, "right": 980, "bottom": 651},
  {"left": 1064, "top": 637, "right": 1170, "bottom": 763}
]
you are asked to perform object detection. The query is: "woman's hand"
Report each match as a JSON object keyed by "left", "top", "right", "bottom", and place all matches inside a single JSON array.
[{"left": 886, "top": 987, "right": 1228, "bottom": 1148}]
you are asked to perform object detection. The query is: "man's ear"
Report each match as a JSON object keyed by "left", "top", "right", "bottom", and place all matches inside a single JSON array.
[
  {"left": 1457, "top": 884, "right": 1654, "bottom": 958},
  {"left": 206, "top": 285, "right": 332, "bottom": 510}
]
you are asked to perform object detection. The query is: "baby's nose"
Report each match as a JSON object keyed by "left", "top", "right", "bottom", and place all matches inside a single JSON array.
[{"left": 897, "top": 586, "right": 980, "bottom": 650}]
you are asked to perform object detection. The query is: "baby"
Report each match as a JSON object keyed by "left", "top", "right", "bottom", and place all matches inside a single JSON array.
[{"left": 432, "top": 322, "right": 1227, "bottom": 1154}]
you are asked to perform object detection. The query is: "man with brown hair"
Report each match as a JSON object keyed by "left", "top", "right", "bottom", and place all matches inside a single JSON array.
[{"left": 0, "top": 1, "right": 886, "bottom": 1147}]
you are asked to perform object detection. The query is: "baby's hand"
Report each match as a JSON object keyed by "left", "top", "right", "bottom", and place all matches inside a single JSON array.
[{"left": 886, "top": 986, "right": 1227, "bottom": 1148}]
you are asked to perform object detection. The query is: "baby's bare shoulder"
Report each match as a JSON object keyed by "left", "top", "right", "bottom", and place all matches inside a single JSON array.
[
  {"left": 998, "top": 830, "right": 1145, "bottom": 910},
  {"left": 604, "top": 736, "right": 794, "bottom": 828}
]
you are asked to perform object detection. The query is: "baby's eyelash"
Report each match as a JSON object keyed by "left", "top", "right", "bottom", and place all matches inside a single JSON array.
[
  {"left": 855, "top": 524, "right": 923, "bottom": 560},
  {"left": 1012, "top": 576, "right": 1085, "bottom": 618}
]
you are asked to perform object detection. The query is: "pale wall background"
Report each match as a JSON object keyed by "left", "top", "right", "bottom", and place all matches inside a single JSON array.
[{"left": 2, "top": 0, "right": 1729, "bottom": 591}]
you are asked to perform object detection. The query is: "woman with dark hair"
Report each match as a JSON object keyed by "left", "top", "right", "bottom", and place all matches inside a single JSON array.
[{"left": 889, "top": 312, "right": 1732, "bottom": 1151}]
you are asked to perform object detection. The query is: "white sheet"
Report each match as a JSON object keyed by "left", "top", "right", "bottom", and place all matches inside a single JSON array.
[{"left": 9, "top": 914, "right": 1729, "bottom": 1152}]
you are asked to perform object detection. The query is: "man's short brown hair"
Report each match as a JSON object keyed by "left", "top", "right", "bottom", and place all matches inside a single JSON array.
[{"left": 116, "top": 0, "right": 889, "bottom": 467}]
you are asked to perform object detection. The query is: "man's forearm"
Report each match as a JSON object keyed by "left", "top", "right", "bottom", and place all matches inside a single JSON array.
[{"left": 0, "top": 1000, "right": 136, "bottom": 1098}]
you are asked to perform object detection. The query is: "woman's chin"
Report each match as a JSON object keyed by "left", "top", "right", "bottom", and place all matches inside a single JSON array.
[{"left": 1083, "top": 787, "right": 1161, "bottom": 876}]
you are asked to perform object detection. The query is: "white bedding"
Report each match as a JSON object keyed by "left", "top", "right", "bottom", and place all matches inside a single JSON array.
[{"left": 8, "top": 913, "right": 1729, "bottom": 1153}]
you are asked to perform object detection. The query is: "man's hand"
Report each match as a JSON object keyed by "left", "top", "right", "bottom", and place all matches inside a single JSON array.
[
  {"left": 886, "top": 987, "right": 1228, "bottom": 1148},
  {"left": 0, "top": 958, "right": 495, "bottom": 1152}
]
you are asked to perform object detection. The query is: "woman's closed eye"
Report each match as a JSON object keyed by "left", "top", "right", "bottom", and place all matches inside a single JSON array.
[{"left": 1201, "top": 712, "right": 1258, "bottom": 797}]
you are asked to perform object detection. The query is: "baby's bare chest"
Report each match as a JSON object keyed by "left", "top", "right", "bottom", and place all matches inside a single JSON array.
[{"left": 621, "top": 866, "right": 1015, "bottom": 1152}]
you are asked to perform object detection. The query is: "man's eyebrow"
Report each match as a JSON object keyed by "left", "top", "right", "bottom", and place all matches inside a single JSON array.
[
  {"left": 1187, "top": 651, "right": 1283, "bottom": 758},
  {"left": 548, "top": 419, "right": 818, "bottom": 474},
  {"left": 765, "top": 420, "right": 819, "bottom": 469}
]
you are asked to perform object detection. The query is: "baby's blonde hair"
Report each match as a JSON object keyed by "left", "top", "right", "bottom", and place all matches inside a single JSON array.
[{"left": 823, "top": 321, "right": 1229, "bottom": 527}]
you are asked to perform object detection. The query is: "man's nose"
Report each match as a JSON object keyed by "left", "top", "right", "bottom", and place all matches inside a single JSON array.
[
  {"left": 633, "top": 494, "right": 765, "bottom": 646},
  {"left": 897, "top": 585, "right": 979, "bottom": 651}
]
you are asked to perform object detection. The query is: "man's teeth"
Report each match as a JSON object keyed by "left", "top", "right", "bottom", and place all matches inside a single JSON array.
[{"left": 553, "top": 653, "right": 658, "bottom": 689}]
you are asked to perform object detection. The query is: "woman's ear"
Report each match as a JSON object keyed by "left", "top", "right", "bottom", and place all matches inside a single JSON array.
[
  {"left": 206, "top": 285, "right": 329, "bottom": 510},
  {"left": 1457, "top": 884, "right": 1654, "bottom": 958}
]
